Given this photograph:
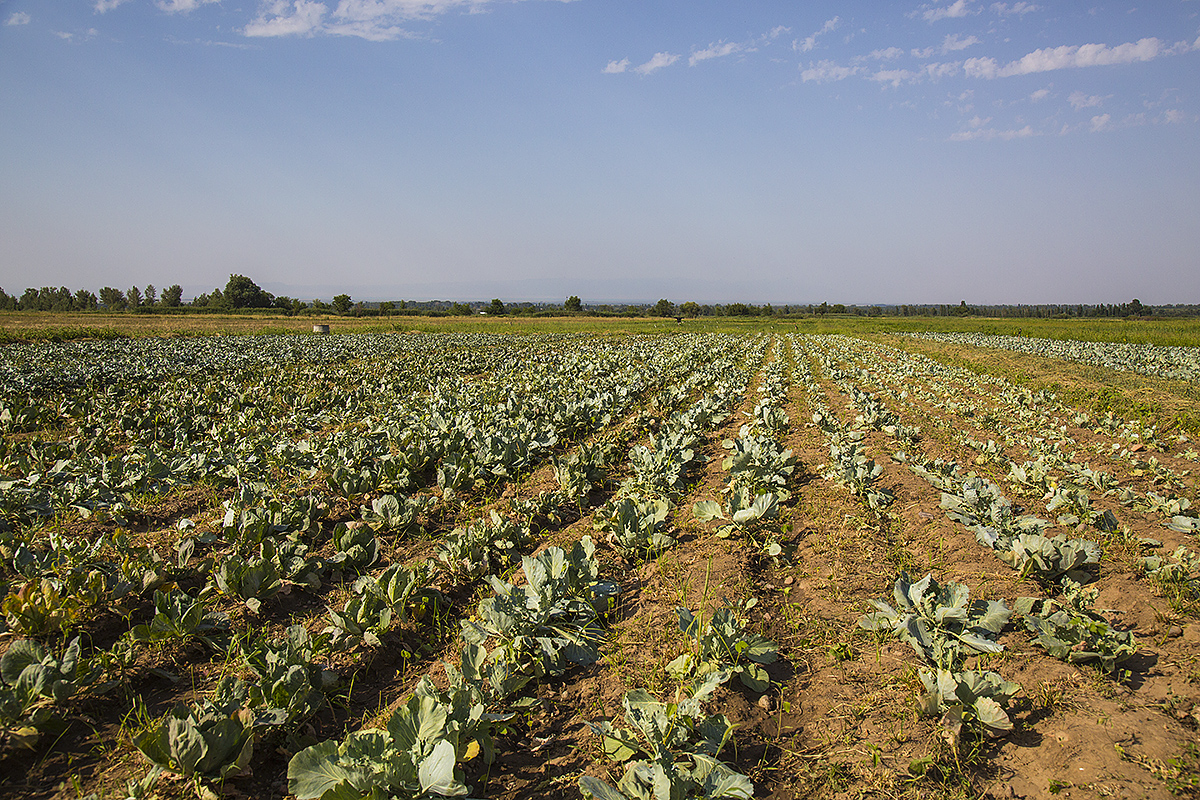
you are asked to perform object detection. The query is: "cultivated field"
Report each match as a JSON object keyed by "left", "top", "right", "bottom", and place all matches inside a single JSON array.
[{"left": 1, "top": 320, "right": 1198, "bottom": 800}]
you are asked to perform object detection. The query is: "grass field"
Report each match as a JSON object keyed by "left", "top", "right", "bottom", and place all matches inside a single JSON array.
[{"left": 5, "top": 310, "right": 1200, "bottom": 346}]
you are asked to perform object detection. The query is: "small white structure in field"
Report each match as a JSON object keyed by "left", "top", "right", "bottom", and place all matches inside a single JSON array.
[{"left": 313, "top": 324, "right": 330, "bottom": 334}]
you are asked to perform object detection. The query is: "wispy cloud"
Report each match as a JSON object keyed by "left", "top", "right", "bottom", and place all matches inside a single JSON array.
[
  {"left": 950, "top": 116, "right": 1035, "bottom": 140},
  {"left": 917, "top": 0, "right": 973, "bottom": 24},
  {"left": 1090, "top": 113, "right": 1111, "bottom": 131},
  {"left": 991, "top": 2, "right": 1038, "bottom": 16},
  {"left": 795, "top": 16, "right": 838, "bottom": 53},
  {"left": 800, "top": 60, "right": 860, "bottom": 83},
  {"left": 602, "top": 58, "right": 629, "bottom": 74},
  {"left": 6, "top": 12, "right": 31, "bottom": 25},
  {"left": 867, "top": 46, "right": 905, "bottom": 60},
  {"left": 870, "top": 69, "right": 918, "bottom": 87},
  {"left": 964, "top": 37, "right": 1191, "bottom": 78},
  {"left": 244, "top": 0, "right": 326, "bottom": 37},
  {"left": 94, "top": 0, "right": 133, "bottom": 12},
  {"left": 941, "top": 33, "right": 979, "bottom": 52},
  {"left": 634, "top": 52, "right": 680, "bottom": 75},
  {"left": 156, "top": 0, "right": 220, "bottom": 12},
  {"left": 1068, "top": 90, "right": 1107, "bottom": 109},
  {"left": 1029, "top": 87, "right": 1050, "bottom": 101},
  {"left": 690, "top": 40, "right": 744, "bottom": 66},
  {"left": 242, "top": 0, "right": 575, "bottom": 40}
]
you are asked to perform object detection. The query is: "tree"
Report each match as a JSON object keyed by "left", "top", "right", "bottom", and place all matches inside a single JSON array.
[
  {"left": 73, "top": 289, "right": 98, "bottom": 310},
  {"left": 126, "top": 286, "right": 142, "bottom": 309},
  {"left": 679, "top": 301, "right": 700, "bottom": 318},
  {"left": 99, "top": 287, "right": 126, "bottom": 311},
  {"left": 565, "top": 295, "right": 582, "bottom": 312},
  {"left": 161, "top": 285, "right": 183, "bottom": 307},
  {"left": 651, "top": 299, "right": 676, "bottom": 317},
  {"left": 331, "top": 294, "right": 352, "bottom": 314},
  {"left": 378, "top": 300, "right": 395, "bottom": 316},
  {"left": 18, "top": 288, "right": 40, "bottom": 310},
  {"left": 451, "top": 302, "right": 472, "bottom": 316},
  {"left": 225, "top": 274, "right": 274, "bottom": 309},
  {"left": 488, "top": 298, "right": 506, "bottom": 315},
  {"left": 1129, "top": 298, "right": 1146, "bottom": 316},
  {"left": 144, "top": 284, "right": 157, "bottom": 306}
]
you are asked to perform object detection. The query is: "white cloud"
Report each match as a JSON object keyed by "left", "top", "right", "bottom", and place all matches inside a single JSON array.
[
  {"left": 942, "top": 33, "right": 979, "bottom": 52},
  {"left": 962, "top": 56, "right": 998, "bottom": 78},
  {"left": 1160, "top": 109, "right": 1186, "bottom": 124},
  {"left": 690, "top": 41, "right": 743, "bottom": 66},
  {"left": 924, "top": 61, "right": 960, "bottom": 78},
  {"left": 244, "top": 0, "right": 327, "bottom": 37},
  {"left": 1090, "top": 113, "right": 1111, "bottom": 131},
  {"left": 156, "top": 0, "right": 220, "bottom": 12},
  {"left": 918, "top": 0, "right": 973, "bottom": 23},
  {"left": 967, "top": 37, "right": 1188, "bottom": 78},
  {"left": 795, "top": 16, "right": 838, "bottom": 52},
  {"left": 800, "top": 60, "right": 860, "bottom": 83},
  {"left": 1029, "top": 87, "right": 1050, "bottom": 101},
  {"left": 602, "top": 58, "right": 629, "bottom": 74},
  {"left": 950, "top": 122, "right": 1034, "bottom": 140},
  {"left": 991, "top": 1, "right": 1038, "bottom": 15},
  {"left": 6, "top": 12, "right": 31, "bottom": 25},
  {"left": 1068, "top": 90, "right": 1107, "bottom": 109},
  {"left": 241, "top": 0, "right": 578, "bottom": 40},
  {"left": 634, "top": 52, "right": 679, "bottom": 75},
  {"left": 868, "top": 46, "right": 905, "bottom": 60},
  {"left": 870, "top": 68, "right": 917, "bottom": 87},
  {"left": 767, "top": 25, "right": 790, "bottom": 40},
  {"left": 94, "top": 0, "right": 133, "bottom": 12}
]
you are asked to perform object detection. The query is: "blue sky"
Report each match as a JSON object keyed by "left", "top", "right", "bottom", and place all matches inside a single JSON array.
[{"left": 1, "top": 1, "right": 1198, "bottom": 305}]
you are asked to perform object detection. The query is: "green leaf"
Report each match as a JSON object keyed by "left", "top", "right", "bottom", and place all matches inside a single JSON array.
[
  {"left": 417, "top": 739, "right": 466, "bottom": 796},
  {"left": 288, "top": 740, "right": 362, "bottom": 800}
]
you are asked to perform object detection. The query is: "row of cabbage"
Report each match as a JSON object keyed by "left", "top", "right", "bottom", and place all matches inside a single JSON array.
[
  {"left": 903, "top": 330, "right": 1200, "bottom": 383},
  {"left": 816, "top": 335, "right": 1200, "bottom": 585},
  {"left": 0, "top": 332, "right": 779, "bottom": 800},
  {"left": 792, "top": 335, "right": 1152, "bottom": 742}
]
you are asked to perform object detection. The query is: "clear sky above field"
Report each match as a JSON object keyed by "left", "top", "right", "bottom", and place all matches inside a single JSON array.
[{"left": 1, "top": 1, "right": 1198, "bottom": 305}]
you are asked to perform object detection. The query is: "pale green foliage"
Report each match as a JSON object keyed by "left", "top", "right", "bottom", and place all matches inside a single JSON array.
[
  {"left": 919, "top": 669, "right": 1020, "bottom": 739},
  {"left": 858, "top": 573, "right": 1010, "bottom": 670},
  {"left": 133, "top": 678, "right": 255, "bottom": 787},
  {"left": 461, "top": 537, "right": 609, "bottom": 680},
  {"left": 667, "top": 605, "right": 778, "bottom": 692},
  {"left": 581, "top": 678, "right": 753, "bottom": 800},
  {"left": 1015, "top": 580, "right": 1137, "bottom": 673},
  {"left": 594, "top": 494, "right": 674, "bottom": 556}
]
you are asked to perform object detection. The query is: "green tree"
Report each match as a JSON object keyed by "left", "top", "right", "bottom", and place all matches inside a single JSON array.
[
  {"left": 652, "top": 298, "right": 676, "bottom": 317},
  {"left": 161, "top": 284, "right": 183, "bottom": 307},
  {"left": 225, "top": 274, "right": 274, "bottom": 308},
  {"left": 126, "top": 286, "right": 142, "bottom": 309},
  {"left": 679, "top": 301, "right": 700, "bottom": 318},
  {"left": 99, "top": 286, "right": 126, "bottom": 311},
  {"left": 332, "top": 294, "right": 352, "bottom": 314},
  {"left": 451, "top": 302, "right": 472, "bottom": 315},
  {"left": 73, "top": 289, "right": 98, "bottom": 310},
  {"left": 378, "top": 300, "right": 395, "bottom": 315},
  {"left": 0, "top": 288, "right": 15, "bottom": 310},
  {"left": 144, "top": 284, "right": 157, "bottom": 306},
  {"left": 565, "top": 295, "right": 582, "bottom": 312},
  {"left": 488, "top": 298, "right": 506, "bottom": 315}
]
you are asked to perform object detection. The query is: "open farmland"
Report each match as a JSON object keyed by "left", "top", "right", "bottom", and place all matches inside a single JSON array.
[{"left": 1, "top": 328, "right": 1199, "bottom": 800}]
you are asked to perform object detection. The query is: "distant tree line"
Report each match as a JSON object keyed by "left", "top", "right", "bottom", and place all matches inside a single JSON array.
[{"left": 0, "top": 277, "right": 1187, "bottom": 320}]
